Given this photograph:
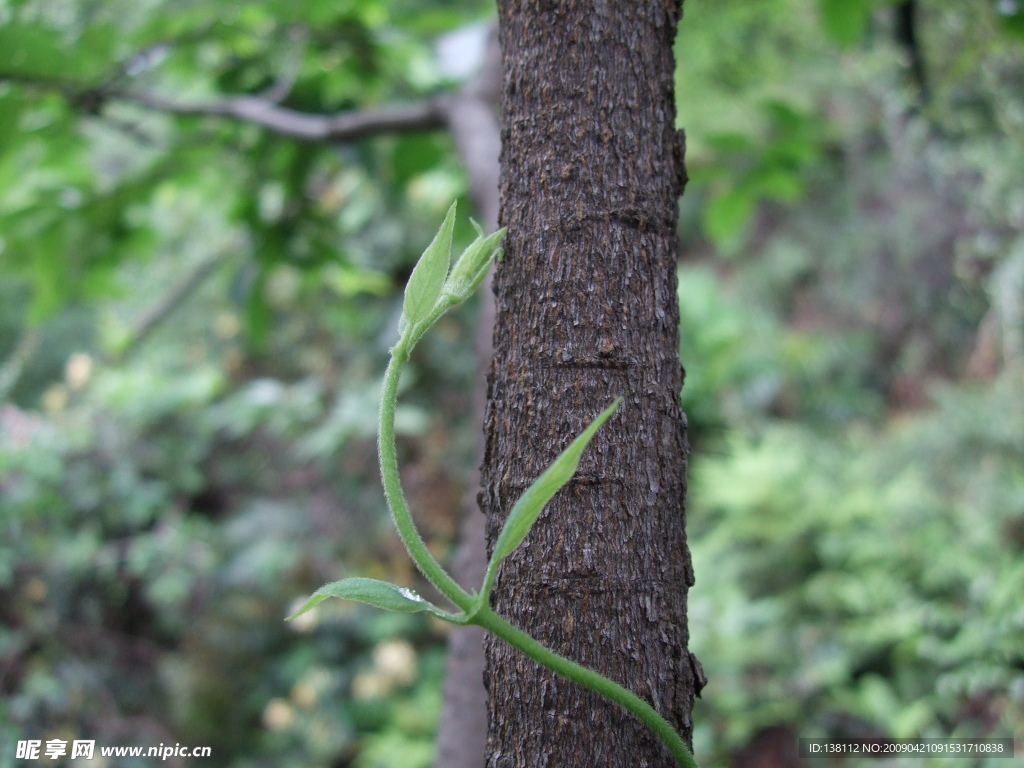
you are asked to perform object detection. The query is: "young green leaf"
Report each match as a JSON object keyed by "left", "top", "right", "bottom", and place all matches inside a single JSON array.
[
  {"left": 402, "top": 201, "right": 457, "bottom": 329},
  {"left": 287, "top": 577, "right": 455, "bottom": 621},
  {"left": 479, "top": 399, "right": 621, "bottom": 601},
  {"left": 441, "top": 227, "right": 507, "bottom": 304}
]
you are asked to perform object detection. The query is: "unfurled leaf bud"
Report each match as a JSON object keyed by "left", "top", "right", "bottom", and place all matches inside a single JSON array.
[{"left": 441, "top": 227, "right": 507, "bottom": 304}]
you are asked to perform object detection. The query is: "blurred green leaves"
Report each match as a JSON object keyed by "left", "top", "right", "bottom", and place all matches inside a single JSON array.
[
  {"left": 1001, "top": 7, "right": 1024, "bottom": 42},
  {"left": 0, "top": 0, "right": 478, "bottom": 335},
  {"left": 818, "top": 0, "right": 871, "bottom": 49},
  {"left": 692, "top": 100, "right": 827, "bottom": 253},
  {"left": 0, "top": 20, "right": 117, "bottom": 80},
  {"left": 688, "top": 374, "right": 1024, "bottom": 751}
]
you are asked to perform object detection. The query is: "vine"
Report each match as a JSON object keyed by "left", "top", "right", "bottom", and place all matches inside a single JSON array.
[{"left": 289, "top": 203, "right": 698, "bottom": 768}]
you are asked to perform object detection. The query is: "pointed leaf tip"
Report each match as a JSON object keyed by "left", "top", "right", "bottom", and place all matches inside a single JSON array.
[
  {"left": 442, "top": 226, "right": 507, "bottom": 304},
  {"left": 402, "top": 201, "right": 457, "bottom": 328},
  {"left": 490, "top": 398, "right": 621, "bottom": 566},
  {"left": 286, "top": 577, "right": 452, "bottom": 621}
]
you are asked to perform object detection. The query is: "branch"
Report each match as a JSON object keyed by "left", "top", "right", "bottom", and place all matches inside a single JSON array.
[
  {"left": 109, "top": 88, "right": 448, "bottom": 141},
  {"left": 0, "top": 70, "right": 447, "bottom": 143}
]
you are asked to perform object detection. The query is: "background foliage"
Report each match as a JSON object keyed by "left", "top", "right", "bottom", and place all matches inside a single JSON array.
[{"left": 1, "top": 0, "right": 1022, "bottom": 766}]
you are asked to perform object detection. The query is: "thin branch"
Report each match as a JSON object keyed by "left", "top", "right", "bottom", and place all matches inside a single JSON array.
[
  {"left": 110, "top": 88, "right": 447, "bottom": 141},
  {"left": 0, "top": 70, "right": 447, "bottom": 143}
]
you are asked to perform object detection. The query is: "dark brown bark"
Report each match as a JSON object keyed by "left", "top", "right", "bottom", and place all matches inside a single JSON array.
[{"left": 482, "top": 2, "right": 694, "bottom": 767}]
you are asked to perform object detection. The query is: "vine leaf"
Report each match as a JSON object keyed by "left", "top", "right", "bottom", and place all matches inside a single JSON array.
[
  {"left": 402, "top": 201, "right": 457, "bottom": 330},
  {"left": 441, "top": 226, "right": 507, "bottom": 304},
  {"left": 479, "top": 398, "right": 621, "bottom": 603},
  {"left": 287, "top": 577, "right": 455, "bottom": 621}
]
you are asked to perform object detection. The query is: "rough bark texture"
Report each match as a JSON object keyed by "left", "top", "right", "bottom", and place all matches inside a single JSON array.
[{"left": 482, "top": 2, "right": 694, "bottom": 767}]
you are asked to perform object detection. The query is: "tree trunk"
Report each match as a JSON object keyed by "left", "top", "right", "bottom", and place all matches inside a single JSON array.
[{"left": 482, "top": 2, "right": 696, "bottom": 767}]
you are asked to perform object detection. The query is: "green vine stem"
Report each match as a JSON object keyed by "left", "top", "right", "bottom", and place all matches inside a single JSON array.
[
  {"left": 474, "top": 605, "right": 699, "bottom": 768},
  {"left": 290, "top": 206, "right": 699, "bottom": 768},
  {"left": 379, "top": 318, "right": 698, "bottom": 768},
  {"left": 378, "top": 315, "right": 474, "bottom": 614}
]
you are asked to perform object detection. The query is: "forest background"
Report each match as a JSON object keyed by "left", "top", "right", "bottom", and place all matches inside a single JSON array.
[{"left": 1, "top": 0, "right": 1022, "bottom": 766}]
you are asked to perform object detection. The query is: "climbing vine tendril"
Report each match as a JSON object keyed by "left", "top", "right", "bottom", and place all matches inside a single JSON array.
[{"left": 288, "top": 203, "right": 699, "bottom": 768}]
